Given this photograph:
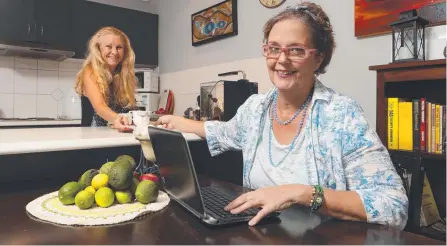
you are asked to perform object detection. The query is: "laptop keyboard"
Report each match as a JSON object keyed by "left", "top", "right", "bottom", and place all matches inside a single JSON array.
[{"left": 201, "top": 186, "right": 259, "bottom": 218}]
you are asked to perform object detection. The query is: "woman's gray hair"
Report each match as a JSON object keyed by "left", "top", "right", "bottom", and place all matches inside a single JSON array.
[{"left": 262, "top": 2, "right": 336, "bottom": 75}]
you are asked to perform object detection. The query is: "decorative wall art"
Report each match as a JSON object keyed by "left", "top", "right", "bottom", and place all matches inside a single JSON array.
[
  {"left": 191, "top": 0, "right": 238, "bottom": 46},
  {"left": 355, "top": 0, "right": 446, "bottom": 38},
  {"left": 259, "top": 0, "right": 286, "bottom": 8}
]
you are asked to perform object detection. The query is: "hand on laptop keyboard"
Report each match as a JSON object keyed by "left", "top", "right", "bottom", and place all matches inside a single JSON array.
[
  {"left": 201, "top": 187, "right": 259, "bottom": 219},
  {"left": 224, "top": 185, "right": 296, "bottom": 226}
]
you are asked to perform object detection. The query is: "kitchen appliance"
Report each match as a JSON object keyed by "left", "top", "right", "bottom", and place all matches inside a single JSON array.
[
  {"left": 0, "top": 40, "right": 74, "bottom": 61},
  {"left": 135, "top": 92, "right": 160, "bottom": 112},
  {"left": 200, "top": 71, "right": 258, "bottom": 121},
  {"left": 135, "top": 68, "right": 159, "bottom": 93}
]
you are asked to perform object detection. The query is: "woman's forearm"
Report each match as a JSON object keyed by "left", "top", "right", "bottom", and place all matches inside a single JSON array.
[
  {"left": 288, "top": 184, "right": 367, "bottom": 222},
  {"left": 95, "top": 104, "right": 119, "bottom": 122},
  {"left": 317, "top": 188, "right": 366, "bottom": 221},
  {"left": 176, "top": 118, "right": 206, "bottom": 138}
]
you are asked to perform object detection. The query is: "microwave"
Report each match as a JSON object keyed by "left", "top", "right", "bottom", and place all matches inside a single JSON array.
[
  {"left": 135, "top": 92, "right": 160, "bottom": 112},
  {"left": 135, "top": 69, "right": 159, "bottom": 93}
]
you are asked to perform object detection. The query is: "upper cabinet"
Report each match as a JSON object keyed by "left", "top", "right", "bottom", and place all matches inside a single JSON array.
[
  {"left": 71, "top": 0, "right": 158, "bottom": 66},
  {"left": 0, "top": 0, "right": 71, "bottom": 47},
  {"left": 112, "top": 8, "right": 159, "bottom": 66},
  {"left": 33, "top": 0, "right": 72, "bottom": 47},
  {"left": 0, "top": 0, "right": 32, "bottom": 42}
]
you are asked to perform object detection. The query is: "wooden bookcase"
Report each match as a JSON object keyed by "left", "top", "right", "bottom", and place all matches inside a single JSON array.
[{"left": 370, "top": 59, "right": 446, "bottom": 241}]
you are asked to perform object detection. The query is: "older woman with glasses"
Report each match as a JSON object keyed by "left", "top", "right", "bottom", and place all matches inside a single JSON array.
[{"left": 157, "top": 2, "right": 408, "bottom": 229}]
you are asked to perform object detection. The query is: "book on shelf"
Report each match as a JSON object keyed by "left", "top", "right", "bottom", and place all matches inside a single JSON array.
[
  {"left": 399, "top": 101, "right": 413, "bottom": 151},
  {"left": 421, "top": 98, "right": 426, "bottom": 151},
  {"left": 420, "top": 173, "right": 441, "bottom": 227},
  {"left": 401, "top": 171, "right": 441, "bottom": 227},
  {"left": 388, "top": 98, "right": 399, "bottom": 150},
  {"left": 387, "top": 98, "right": 446, "bottom": 154},
  {"left": 413, "top": 99, "right": 420, "bottom": 151}
]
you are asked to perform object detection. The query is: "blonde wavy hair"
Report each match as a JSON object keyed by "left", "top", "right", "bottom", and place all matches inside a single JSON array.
[{"left": 75, "top": 26, "right": 136, "bottom": 108}]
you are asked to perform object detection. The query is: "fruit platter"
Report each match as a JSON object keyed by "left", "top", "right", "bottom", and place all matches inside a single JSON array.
[{"left": 26, "top": 155, "right": 170, "bottom": 226}]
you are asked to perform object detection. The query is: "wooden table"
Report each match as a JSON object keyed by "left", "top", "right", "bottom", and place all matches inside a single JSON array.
[{"left": 0, "top": 177, "right": 443, "bottom": 245}]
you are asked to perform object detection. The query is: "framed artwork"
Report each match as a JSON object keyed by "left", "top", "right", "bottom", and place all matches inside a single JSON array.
[
  {"left": 191, "top": 0, "right": 238, "bottom": 46},
  {"left": 355, "top": 0, "right": 446, "bottom": 38}
]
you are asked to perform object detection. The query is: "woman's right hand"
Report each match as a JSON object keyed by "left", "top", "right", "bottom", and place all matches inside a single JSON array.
[
  {"left": 113, "top": 114, "right": 132, "bottom": 132},
  {"left": 156, "top": 115, "right": 206, "bottom": 138},
  {"left": 156, "top": 115, "right": 182, "bottom": 130}
]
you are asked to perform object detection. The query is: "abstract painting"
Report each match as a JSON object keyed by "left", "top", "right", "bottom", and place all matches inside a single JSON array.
[
  {"left": 355, "top": 0, "right": 446, "bottom": 38},
  {"left": 191, "top": 0, "right": 238, "bottom": 46}
]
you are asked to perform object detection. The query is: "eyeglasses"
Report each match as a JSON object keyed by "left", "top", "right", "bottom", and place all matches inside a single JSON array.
[{"left": 262, "top": 44, "right": 317, "bottom": 61}]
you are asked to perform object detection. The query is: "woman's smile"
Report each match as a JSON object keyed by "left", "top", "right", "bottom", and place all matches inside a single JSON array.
[{"left": 276, "top": 70, "right": 297, "bottom": 78}]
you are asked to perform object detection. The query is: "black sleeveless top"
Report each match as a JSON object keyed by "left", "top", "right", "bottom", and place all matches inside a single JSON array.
[{"left": 90, "top": 86, "right": 130, "bottom": 127}]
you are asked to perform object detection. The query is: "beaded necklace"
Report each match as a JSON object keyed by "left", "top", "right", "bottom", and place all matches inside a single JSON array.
[{"left": 268, "top": 87, "right": 314, "bottom": 167}]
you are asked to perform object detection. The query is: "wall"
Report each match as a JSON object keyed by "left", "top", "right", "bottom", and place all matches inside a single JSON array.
[
  {"left": 155, "top": 0, "right": 446, "bottom": 127},
  {"left": 0, "top": 57, "right": 83, "bottom": 119}
]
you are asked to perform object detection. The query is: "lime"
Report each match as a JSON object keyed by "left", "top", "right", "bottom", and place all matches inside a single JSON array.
[
  {"left": 91, "top": 174, "right": 109, "bottom": 190},
  {"left": 115, "top": 190, "right": 132, "bottom": 204},
  {"left": 58, "top": 181, "right": 82, "bottom": 205},
  {"left": 95, "top": 187, "right": 115, "bottom": 208},
  {"left": 75, "top": 190, "right": 95, "bottom": 209},
  {"left": 85, "top": 186, "right": 96, "bottom": 195},
  {"left": 135, "top": 180, "right": 159, "bottom": 204}
]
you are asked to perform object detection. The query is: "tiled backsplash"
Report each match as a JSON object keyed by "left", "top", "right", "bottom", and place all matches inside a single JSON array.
[{"left": 0, "top": 57, "right": 84, "bottom": 119}]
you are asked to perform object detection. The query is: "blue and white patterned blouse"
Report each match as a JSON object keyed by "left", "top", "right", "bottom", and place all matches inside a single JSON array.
[{"left": 204, "top": 79, "right": 409, "bottom": 229}]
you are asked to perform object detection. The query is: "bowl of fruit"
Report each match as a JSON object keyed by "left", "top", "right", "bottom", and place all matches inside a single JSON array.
[{"left": 25, "top": 155, "right": 169, "bottom": 226}]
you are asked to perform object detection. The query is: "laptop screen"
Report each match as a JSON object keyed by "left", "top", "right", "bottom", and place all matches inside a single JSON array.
[{"left": 147, "top": 126, "right": 205, "bottom": 215}]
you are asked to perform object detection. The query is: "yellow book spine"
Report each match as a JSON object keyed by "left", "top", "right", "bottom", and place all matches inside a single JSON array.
[
  {"left": 435, "top": 104, "right": 440, "bottom": 154},
  {"left": 398, "top": 102, "right": 413, "bottom": 151},
  {"left": 427, "top": 102, "right": 431, "bottom": 153},
  {"left": 388, "top": 98, "right": 399, "bottom": 149},
  {"left": 440, "top": 105, "right": 444, "bottom": 153},
  {"left": 432, "top": 104, "right": 436, "bottom": 153}
]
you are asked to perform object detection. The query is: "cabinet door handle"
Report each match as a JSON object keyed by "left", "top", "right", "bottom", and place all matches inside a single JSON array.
[
  {"left": 27, "top": 24, "right": 30, "bottom": 35},
  {"left": 41, "top": 25, "right": 44, "bottom": 36}
]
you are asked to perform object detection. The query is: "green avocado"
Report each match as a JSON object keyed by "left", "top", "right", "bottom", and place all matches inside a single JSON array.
[
  {"left": 99, "top": 161, "right": 115, "bottom": 176},
  {"left": 78, "top": 169, "right": 99, "bottom": 189},
  {"left": 115, "top": 155, "right": 136, "bottom": 168},
  {"left": 108, "top": 160, "right": 133, "bottom": 190}
]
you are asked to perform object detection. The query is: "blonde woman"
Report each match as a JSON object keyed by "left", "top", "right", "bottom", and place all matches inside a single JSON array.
[{"left": 75, "top": 26, "right": 137, "bottom": 131}]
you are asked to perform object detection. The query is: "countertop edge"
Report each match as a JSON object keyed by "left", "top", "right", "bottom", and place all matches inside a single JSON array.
[
  {"left": 0, "top": 120, "right": 82, "bottom": 127},
  {"left": 0, "top": 133, "right": 203, "bottom": 156}
]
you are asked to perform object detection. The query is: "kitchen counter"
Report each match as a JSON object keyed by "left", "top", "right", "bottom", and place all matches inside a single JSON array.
[
  {"left": 0, "top": 119, "right": 81, "bottom": 127},
  {"left": 0, "top": 127, "right": 202, "bottom": 155}
]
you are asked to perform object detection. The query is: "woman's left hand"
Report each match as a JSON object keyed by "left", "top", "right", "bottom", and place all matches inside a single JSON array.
[{"left": 225, "top": 185, "right": 304, "bottom": 226}]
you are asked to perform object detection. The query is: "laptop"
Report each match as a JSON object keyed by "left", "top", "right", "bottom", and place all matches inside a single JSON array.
[{"left": 147, "top": 126, "right": 280, "bottom": 226}]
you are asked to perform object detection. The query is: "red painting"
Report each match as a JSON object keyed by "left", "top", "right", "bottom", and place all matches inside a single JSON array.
[{"left": 355, "top": 0, "right": 446, "bottom": 38}]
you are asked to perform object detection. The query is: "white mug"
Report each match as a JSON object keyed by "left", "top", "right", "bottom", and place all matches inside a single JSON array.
[{"left": 128, "top": 110, "right": 150, "bottom": 126}]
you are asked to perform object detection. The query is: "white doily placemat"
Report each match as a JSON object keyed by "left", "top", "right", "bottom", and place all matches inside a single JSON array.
[{"left": 25, "top": 190, "right": 170, "bottom": 226}]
